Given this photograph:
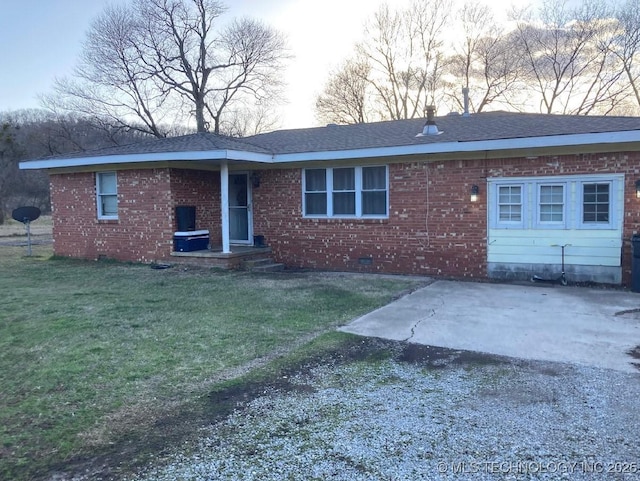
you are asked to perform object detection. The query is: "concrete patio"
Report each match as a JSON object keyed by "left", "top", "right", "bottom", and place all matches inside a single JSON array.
[{"left": 341, "top": 280, "right": 640, "bottom": 373}]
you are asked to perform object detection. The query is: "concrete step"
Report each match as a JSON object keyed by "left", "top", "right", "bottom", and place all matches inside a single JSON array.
[
  {"left": 242, "top": 257, "right": 285, "bottom": 272},
  {"left": 243, "top": 257, "right": 275, "bottom": 268},
  {"left": 251, "top": 263, "right": 285, "bottom": 273}
]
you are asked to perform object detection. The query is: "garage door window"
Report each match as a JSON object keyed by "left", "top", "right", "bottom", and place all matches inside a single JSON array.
[
  {"left": 491, "top": 175, "right": 621, "bottom": 230},
  {"left": 582, "top": 183, "right": 610, "bottom": 224},
  {"left": 538, "top": 184, "right": 564, "bottom": 224},
  {"left": 498, "top": 185, "right": 522, "bottom": 222}
]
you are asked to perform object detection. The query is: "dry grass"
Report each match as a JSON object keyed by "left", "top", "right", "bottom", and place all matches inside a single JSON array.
[
  {"left": 0, "top": 244, "right": 424, "bottom": 480},
  {"left": 0, "top": 216, "right": 52, "bottom": 237}
]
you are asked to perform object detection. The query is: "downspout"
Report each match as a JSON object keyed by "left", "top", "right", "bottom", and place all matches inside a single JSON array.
[{"left": 220, "top": 162, "right": 231, "bottom": 254}]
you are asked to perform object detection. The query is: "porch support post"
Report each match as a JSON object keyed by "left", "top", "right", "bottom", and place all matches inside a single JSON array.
[{"left": 220, "top": 162, "right": 231, "bottom": 254}]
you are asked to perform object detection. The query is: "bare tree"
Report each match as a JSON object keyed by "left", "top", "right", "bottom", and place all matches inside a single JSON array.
[
  {"left": 47, "top": 4, "right": 173, "bottom": 138},
  {"left": 0, "top": 122, "right": 22, "bottom": 223},
  {"left": 0, "top": 116, "right": 51, "bottom": 221},
  {"left": 571, "top": 13, "right": 629, "bottom": 115},
  {"left": 357, "top": 0, "right": 452, "bottom": 120},
  {"left": 5, "top": 109, "right": 145, "bottom": 156},
  {"left": 221, "top": 103, "right": 281, "bottom": 137},
  {"left": 315, "top": 58, "right": 372, "bottom": 124},
  {"left": 445, "top": 2, "right": 524, "bottom": 113},
  {"left": 612, "top": 0, "right": 640, "bottom": 113},
  {"left": 317, "top": 0, "right": 639, "bottom": 125},
  {"left": 49, "top": 0, "right": 288, "bottom": 137},
  {"left": 0, "top": 108, "right": 151, "bottom": 221},
  {"left": 450, "top": 3, "right": 495, "bottom": 92},
  {"left": 511, "top": 0, "right": 627, "bottom": 114}
]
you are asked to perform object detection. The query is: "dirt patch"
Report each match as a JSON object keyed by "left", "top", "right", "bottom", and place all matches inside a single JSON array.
[
  {"left": 627, "top": 345, "right": 640, "bottom": 371},
  {"left": 615, "top": 308, "right": 640, "bottom": 318},
  {"left": 628, "top": 345, "right": 640, "bottom": 359},
  {"left": 397, "top": 343, "right": 509, "bottom": 368}
]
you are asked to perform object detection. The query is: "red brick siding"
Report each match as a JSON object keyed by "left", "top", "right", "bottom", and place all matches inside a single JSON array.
[
  {"left": 169, "top": 169, "right": 221, "bottom": 245},
  {"left": 50, "top": 169, "right": 174, "bottom": 262},
  {"left": 50, "top": 151, "right": 640, "bottom": 284},
  {"left": 253, "top": 162, "right": 487, "bottom": 277},
  {"left": 254, "top": 153, "right": 640, "bottom": 282},
  {"left": 50, "top": 168, "right": 221, "bottom": 262}
]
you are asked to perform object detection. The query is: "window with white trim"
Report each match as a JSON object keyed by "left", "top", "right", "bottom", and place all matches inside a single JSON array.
[
  {"left": 333, "top": 168, "right": 356, "bottom": 215},
  {"left": 490, "top": 174, "right": 622, "bottom": 230},
  {"left": 303, "top": 166, "right": 388, "bottom": 218},
  {"left": 497, "top": 185, "right": 522, "bottom": 222},
  {"left": 97, "top": 172, "right": 118, "bottom": 219},
  {"left": 582, "top": 182, "right": 610, "bottom": 224},
  {"left": 304, "top": 169, "right": 327, "bottom": 215},
  {"left": 538, "top": 184, "right": 564, "bottom": 223},
  {"left": 362, "top": 166, "right": 387, "bottom": 215}
]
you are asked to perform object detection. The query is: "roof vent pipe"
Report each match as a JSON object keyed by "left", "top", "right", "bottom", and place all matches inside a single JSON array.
[
  {"left": 462, "top": 87, "right": 470, "bottom": 117},
  {"left": 420, "top": 105, "right": 440, "bottom": 135}
]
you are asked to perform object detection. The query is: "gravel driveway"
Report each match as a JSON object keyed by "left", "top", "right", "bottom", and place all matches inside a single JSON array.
[{"left": 127, "top": 339, "right": 640, "bottom": 481}]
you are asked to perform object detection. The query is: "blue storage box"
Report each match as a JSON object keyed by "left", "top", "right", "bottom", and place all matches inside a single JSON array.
[{"left": 173, "top": 230, "right": 210, "bottom": 252}]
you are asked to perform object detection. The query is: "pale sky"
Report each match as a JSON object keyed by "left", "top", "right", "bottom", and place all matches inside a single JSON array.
[{"left": 0, "top": 0, "right": 536, "bottom": 129}]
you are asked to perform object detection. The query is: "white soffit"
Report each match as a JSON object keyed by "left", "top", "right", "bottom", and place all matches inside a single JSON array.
[{"left": 19, "top": 149, "right": 273, "bottom": 169}]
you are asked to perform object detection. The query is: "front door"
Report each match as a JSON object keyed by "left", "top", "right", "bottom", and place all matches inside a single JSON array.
[{"left": 229, "top": 173, "right": 252, "bottom": 244}]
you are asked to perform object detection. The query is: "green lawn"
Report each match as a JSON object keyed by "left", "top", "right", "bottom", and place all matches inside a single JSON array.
[{"left": 0, "top": 244, "right": 423, "bottom": 480}]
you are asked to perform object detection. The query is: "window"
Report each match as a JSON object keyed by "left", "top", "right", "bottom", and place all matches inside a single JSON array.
[
  {"left": 333, "top": 168, "right": 355, "bottom": 215},
  {"left": 97, "top": 172, "right": 118, "bottom": 219},
  {"left": 304, "top": 169, "right": 327, "bottom": 215},
  {"left": 539, "top": 184, "right": 564, "bottom": 223},
  {"left": 362, "top": 166, "right": 387, "bottom": 215},
  {"left": 491, "top": 174, "right": 621, "bottom": 231},
  {"left": 583, "top": 183, "right": 610, "bottom": 223},
  {"left": 498, "top": 185, "right": 522, "bottom": 222},
  {"left": 303, "top": 166, "right": 388, "bottom": 218}
]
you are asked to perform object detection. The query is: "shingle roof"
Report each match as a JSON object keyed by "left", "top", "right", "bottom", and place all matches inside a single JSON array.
[
  {"left": 244, "top": 112, "right": 640, "bottom": 154},
  {"left": 20, "top": 111, "right": 640, "bottom": 168},
  {"left": 53, "top": 131, "right": 272, "bottom": 159}
]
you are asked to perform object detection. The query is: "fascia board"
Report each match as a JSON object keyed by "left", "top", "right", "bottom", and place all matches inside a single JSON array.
[{"left": 19, "top": 149, "right": 273, "bottom": 170}]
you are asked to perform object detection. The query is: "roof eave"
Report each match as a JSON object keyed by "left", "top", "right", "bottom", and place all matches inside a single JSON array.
[
  {"left": 19, "top": 130, "right": 640, "bottom": 170},
  {"left": 19, "top": 149, "right": 274, "bottom": 170}
]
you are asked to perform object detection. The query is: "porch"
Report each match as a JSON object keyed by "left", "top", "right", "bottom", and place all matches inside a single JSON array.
[{"left": 169, "top": 245, "right": 283, "bottom": 271}]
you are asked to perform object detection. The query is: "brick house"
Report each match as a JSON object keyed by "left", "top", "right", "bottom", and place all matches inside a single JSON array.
[{"left": 19, "top": 111, "right": 640, "bottom": 285}]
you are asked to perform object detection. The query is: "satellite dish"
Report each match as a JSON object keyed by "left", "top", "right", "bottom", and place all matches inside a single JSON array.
[
  {"left": 11, "top": 206, "right": 41, "bottom": 256},
  {"left": 12, "top": 206, "right": 41, "bottom": 224}
]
